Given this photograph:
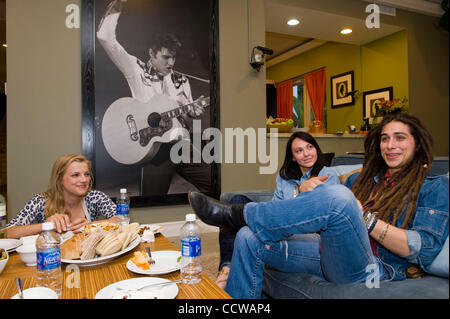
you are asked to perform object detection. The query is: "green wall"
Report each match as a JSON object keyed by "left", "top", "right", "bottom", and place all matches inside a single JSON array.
[
  {"left": 267, "top": 30, "right": 409, "bottom": 133},
  {"left": 362, "top": 30, "right": 409, "bottom": 113}
]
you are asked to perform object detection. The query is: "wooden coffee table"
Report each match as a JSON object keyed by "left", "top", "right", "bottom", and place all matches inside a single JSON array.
[{"left": 0, "top": 233, "right": 231, "bottom": 299}]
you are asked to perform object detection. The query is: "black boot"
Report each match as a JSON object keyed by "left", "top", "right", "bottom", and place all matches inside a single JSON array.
[{"left": 188, "top": 191, "right": 246, "bottom": 230}]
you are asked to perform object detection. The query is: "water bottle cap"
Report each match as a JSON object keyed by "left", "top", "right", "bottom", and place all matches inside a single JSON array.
[
  {"left": 120, "top": 188, "right": 127, "bottom": 193},
  {"left": 186, "top": 214, "right": 196, "bottom": 222},
  {"left": 42, "top": 222, "right": 55, "bottom": 231}
]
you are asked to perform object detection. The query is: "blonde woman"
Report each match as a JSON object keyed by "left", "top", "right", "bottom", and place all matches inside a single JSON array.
[{"left": 6, "top": 154, "right": 118, "bottom": 238}]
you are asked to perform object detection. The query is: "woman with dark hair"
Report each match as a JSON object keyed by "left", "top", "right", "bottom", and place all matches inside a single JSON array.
[
  {"left": 215, "top": 131, "right": 339, "bottom": 288},
  {"left": 189, "top": 113, "right": 448, "bottom": 298}
]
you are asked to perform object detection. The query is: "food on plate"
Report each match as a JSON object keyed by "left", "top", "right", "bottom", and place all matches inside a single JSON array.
[
  {"left": 141, "top": 229, "right": 155, "bottom": 243},
  {"left": 138, "top": 224, "right": 163, "bottom": 236},
  {"left": 120, "top": 223, "right": 140, "bottom": 250},
  {"left": 81, "top": 231, "right": 104, "bottom": 260},
  {"left": 0, "top": 249, "right": 7, "bottom": 260},
  {"left": 96, "top": 232, "right": 122, "bottom": 257},
  {"left": 122, "top": 223, "right": 140, "bottom": 234},
  {"left": 112, "top": 290, "right": 164, "bottom": 299},
  {"left": 138, "top": 226, "right": 149, "bottom": 236},
  {"left": 130, "top": 251, "right": 150, "bottom": 270},
  {"left": 82, "top": 222, "right": 119, "bottom": 234},
  {"left": 61, "top": 233, "right": 85, "bottom": 259},
  {"left": 60, "top": 222, "right": 140, "bottom": 261}
]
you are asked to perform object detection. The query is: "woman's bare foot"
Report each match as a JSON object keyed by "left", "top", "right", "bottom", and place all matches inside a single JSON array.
[{"left": 215, "top": 266, "right": 230, "bottom": 290}]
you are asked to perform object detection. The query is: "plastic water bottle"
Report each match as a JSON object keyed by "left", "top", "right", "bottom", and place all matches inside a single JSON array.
[
  {"left": 116, "top": 188, "right": 130, "bottom": 226},
  {"left": 36, "top": 222, "right": 62, "bottom": 297},
  {"left": 0, "top": 194, "right": 6, "bottom": 239},
  {"left": 180, "top": 214, "right": 202, "bottom": 284}
]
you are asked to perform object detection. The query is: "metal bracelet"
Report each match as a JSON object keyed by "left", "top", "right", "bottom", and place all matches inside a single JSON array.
[{"left": 378, "top": 223, "right": 390, "bottom": 244}]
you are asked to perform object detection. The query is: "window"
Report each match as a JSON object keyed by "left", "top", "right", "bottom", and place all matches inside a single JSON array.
[{"left": 292, "top": 77, "right": 314, "bottom": 128}]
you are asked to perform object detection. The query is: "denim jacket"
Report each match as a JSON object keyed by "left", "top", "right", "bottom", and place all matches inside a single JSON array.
[
  {"left": 272, "top": 166, "right": 340, "bottom": 201},
  {"left": 346, "top": 172, "right": 449, "bottom": 280}
]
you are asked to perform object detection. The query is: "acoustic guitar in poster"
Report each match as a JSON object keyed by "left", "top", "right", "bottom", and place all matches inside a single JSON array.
[{"left": 101, "top": 94, "right": 210, "bottom": 165}]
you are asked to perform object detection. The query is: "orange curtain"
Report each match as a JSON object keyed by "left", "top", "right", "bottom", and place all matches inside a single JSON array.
[
  {"left": 276, "top": 80, "right": 293, "bottom": 119},
  {"left": 304, "top": 68, "right": 326, "bottom": 122}
]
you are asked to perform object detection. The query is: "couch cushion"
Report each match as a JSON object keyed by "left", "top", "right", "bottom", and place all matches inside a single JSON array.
[
  {"left": 263, "top": 268, "right": 449, "bottom": 299},
  {"left": 328, "top": 164, "right": 363, "bottom": 184},
  {"left": 330, "top": 164, "right": 363, "bottom": 176}
]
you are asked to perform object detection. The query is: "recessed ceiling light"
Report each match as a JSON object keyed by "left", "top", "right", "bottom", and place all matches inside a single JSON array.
[
  {"left": 287, "top": 19, "right": 300, "bottom": 26},
  {"left": 340, "top": 28, "right": 353, "bottom": 35}
]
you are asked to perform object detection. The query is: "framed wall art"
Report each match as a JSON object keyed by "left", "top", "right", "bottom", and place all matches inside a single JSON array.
[
  {"left": 363, "top": 86, "right": 393, "bottom": 122},
  {"left": 330, "top": 71, "right": 355, "bottom": 108},
  {"left": 81, "top": 0, "right": 220, "bottom": 207}
]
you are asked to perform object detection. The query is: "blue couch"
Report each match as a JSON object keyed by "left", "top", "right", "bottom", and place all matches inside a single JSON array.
[{"left": 220, "top": 155, "right": 449, "bottom": 299}]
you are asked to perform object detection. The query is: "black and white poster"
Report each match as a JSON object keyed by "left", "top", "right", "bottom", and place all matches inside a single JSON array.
[{"left": 81, "top": 0, "right": 220, "bottom": 206}]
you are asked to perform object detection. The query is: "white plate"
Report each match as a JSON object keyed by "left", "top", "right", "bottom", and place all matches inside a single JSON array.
[
  {"left": 126, "top": 250, "right": 181, "bottom": 275},
  {"left": 0, "top": 239, "right": 22, "bottom": 252},
  {"left": 139, "top": 224, "right": 162, "bottom": 235},
  {"left": 11, "top": 287, "right": 59, "bottom": 299},
  {"left": 61, "top": 235, "right": 140, "bottom": 267},
  {"left": 95, "top": 277, "right": 179, "bottom": 299}
]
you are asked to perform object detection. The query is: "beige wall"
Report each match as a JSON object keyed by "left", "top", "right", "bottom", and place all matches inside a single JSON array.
[
  {"left": 7, "top": 0, "right": 83, "bottom": 218},
  {"left": 5, "top": 0, "right": 448, "bottom": 223},
  {"left": 5, "top": 0, "right": 272, "bottom": 222}
]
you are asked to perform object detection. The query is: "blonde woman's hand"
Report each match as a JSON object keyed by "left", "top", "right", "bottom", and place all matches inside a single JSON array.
[
  {"left": 68, "top": 217, "right": 90, "bottom": 233},
  {"left": 46, "top": 213, "right": 71, "bottom": 233},
  {"left": 299, "top": 175, "right": 328, "bottom": 193}
]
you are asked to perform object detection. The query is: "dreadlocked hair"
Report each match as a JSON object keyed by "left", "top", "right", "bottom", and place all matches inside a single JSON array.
[{"left": 351, "top": 113, "right": 434, "bottom": 229}]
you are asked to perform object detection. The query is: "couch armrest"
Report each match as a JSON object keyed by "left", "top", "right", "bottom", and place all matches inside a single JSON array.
[{"left": 220, "top": 190, "right": 274, "bottom": 203}]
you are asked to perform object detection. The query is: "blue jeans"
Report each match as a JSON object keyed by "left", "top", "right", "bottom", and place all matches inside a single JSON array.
[
  {"left": 225, "top": 184, "right": 385, "bottom": 299},
  {"left": 218, "top": 194, "right": 253, "bottom": 270}
]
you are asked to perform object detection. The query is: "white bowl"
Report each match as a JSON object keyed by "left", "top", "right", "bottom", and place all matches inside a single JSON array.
[
  {"left": 16, "top": 244, "right": 37, "bottom": 266},
  {"left": 11, "top": 287, "right": 58, "bottom": 299},
  {"left": 20, "top": 235, "right": 39, "bottom": 245},
  {"left": 0, "top": 249, "right": 9, "bottom": 274}
]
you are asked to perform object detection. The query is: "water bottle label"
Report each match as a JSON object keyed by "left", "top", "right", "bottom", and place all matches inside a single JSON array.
[
  {"left": 181, "top": 237, "right": 201, "bottom": 258},
  {"left": 116, "top": 203, "right": 129, "bottom": 216},
  {"left": 37, "top": 249, "right": 61, "bottom": 270}
]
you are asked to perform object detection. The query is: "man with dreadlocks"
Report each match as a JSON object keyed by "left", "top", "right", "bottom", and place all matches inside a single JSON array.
[{"left": 188, "top": 113, "right": 448, "bottom": 299}]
